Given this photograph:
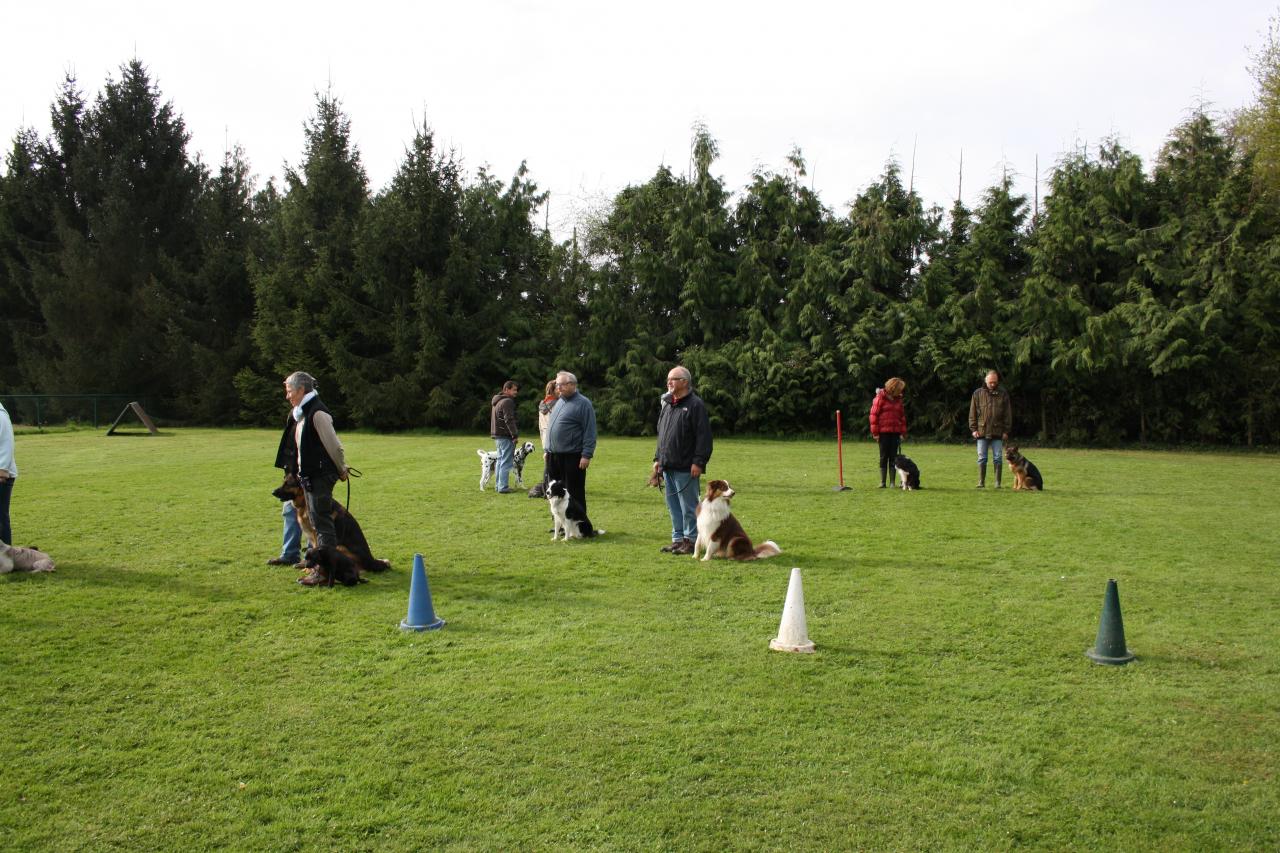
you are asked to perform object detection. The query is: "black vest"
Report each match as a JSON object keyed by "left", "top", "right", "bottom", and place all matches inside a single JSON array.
[{"left": 275, "top": 396, "right": 338, "bottom": 478}]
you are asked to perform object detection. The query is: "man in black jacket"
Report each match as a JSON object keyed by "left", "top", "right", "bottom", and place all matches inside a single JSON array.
[
  {"left": 652, "top": 366, "right": 713, "bottom": 555},
  {"left": 275, "top": 371, "right": 348, "bottom": 553}
]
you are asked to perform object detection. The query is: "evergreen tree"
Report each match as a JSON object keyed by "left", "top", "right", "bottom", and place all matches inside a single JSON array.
[
  {"left": 173, "top": 146, "right": 259, "bottom": 421},
  {"left": 248, "top": 90, "right": 368, "bottom": 418},
  {"left": 670, "top": 125, "right": 736, "bottom": 347},
  {"left": 0, "top": 128, "right": 54, "bottom": 391},
  {"left": 24, "top": 61, "right": 205, "bottom": 407}
]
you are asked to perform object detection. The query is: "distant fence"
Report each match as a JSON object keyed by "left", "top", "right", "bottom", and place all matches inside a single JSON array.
[{"left": 0, "top": 394, "right": 153, "bottom": 428}]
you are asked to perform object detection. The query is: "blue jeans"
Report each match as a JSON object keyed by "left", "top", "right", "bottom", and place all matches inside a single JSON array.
[
  {"left": 663, "top": 470, "right": 700, "bottom": 542},
  {"left": 281, "top": 501, "right": 301, "bottom": 562},
  {"left": 0, "top": 477, "right": 13, "bottom": 545},
  {"left": 976, "top": 438, "right": 1004, "bottom": 467},
  {"left": 495, "top": 437, "right": 515, "bottom": 491}
]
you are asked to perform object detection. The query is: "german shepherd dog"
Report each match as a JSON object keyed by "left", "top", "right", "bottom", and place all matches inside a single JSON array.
[
  {"left": 272, "top": 472, "right": 392, "bottom": 573},
  {"left": 1005, "top": 445, "right": 1044, "bottom": 491}
]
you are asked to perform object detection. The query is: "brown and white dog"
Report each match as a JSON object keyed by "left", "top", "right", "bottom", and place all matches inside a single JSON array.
[{"left": 691, "top": 479, "right": 781, "bottom": 562}]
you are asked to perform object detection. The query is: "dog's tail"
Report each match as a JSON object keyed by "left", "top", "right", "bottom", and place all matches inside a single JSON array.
[
  {"left": 752, "top": 540, "right": 782, "bottom": 560},
  {"left": 477, "top": 449, "right": 490, "bottom": 458}
]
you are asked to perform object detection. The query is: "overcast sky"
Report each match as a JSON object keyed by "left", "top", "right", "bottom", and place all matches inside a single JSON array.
[{"left": 2, "top": 1, "right": 1273, "bottom": 238}]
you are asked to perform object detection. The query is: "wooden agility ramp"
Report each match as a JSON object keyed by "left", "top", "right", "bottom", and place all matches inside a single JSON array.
[{"left": 106, "top": 402, "right": 159, "bottom": 435}]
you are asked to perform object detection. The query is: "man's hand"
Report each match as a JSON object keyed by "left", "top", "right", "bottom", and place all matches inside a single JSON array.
[
  {"left": 339, "top": 468, "right": 350, "bottom": 482},
  {"left": 579, "top": 456, "right": 591, "bottom": 470},
  {"left": 1001, "top": 433, "right": 1009, "bottom": 441},
  {"left": 691, "top": 464, "right": 703, "bottom": 477},
  {"left": 972, "top": 431, "right": 980, "bottom": 439}
]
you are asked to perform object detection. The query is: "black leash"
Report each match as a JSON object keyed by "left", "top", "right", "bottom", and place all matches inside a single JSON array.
[
  {"left": 657, "top": 469, "right": 700, "bottom": 498},
  {"left": 344, "top": 467, "right": 363, "bottom": 510}
]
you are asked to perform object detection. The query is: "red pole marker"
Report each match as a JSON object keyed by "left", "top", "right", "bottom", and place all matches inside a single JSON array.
[{"left": 834, "top": 410, "right": 851, "bottom": 491}]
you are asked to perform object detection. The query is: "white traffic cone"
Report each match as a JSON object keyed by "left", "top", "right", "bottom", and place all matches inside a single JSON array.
[{"left": 769, "top": 567, "right": 815, "bottom": 653}]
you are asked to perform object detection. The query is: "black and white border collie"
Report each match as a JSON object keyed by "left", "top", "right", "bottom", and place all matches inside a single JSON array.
[
  {"left": 893, "top": 454, "right": 921, "bottom": 490},
  {"left": 552, "top": 479, "right": 586, "bottom": 537}
]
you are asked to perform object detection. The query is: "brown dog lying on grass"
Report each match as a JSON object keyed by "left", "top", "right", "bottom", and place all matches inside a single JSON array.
[{"left": 0, "top": 543, "right": 56, "bottom": 573}]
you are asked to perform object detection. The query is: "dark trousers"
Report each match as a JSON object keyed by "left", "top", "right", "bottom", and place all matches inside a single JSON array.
[
  {"left": 547, "top": 451, "right": 591, "bottom": 525},
  {"left": 877, "top": 434, "right": 902, "bottom": 485},
  {"left": 303, "top": 473, "right": 338, "bottom": 549},
  {"left": 0, "top": 477, "right": 12, "bottom": 544}
]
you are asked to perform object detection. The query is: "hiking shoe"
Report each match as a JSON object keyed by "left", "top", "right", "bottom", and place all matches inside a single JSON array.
[
  {"left": 267, "top": 557, "right": 295, "bottom": 566},
  {"left": 660, "top": 542, "right": 680, "bottom": 552}
]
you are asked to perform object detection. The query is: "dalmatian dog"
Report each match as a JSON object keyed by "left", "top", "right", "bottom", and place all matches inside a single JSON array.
[{"left": 477, "top": 441, "right": 537, "bottom": 490}]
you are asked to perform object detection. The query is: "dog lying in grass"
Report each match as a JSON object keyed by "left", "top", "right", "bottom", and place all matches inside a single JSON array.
[
  {"left": 0, "top": 542, "right": 56, "bottom": 573},
  {"left": 298, "top": 545, "right": 364, "bottom": 587}
]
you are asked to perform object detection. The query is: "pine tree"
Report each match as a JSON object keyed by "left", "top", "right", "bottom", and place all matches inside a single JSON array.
[
  {"left": 248, "top": 89, "right": 368, "bottom": 417},
  {"left": 24, "top": 61, "right": 204, "bottom": 407}
]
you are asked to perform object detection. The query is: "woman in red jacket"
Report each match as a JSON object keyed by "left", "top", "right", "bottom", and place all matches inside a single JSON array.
[{"left": 869, "top": 377, "right": 907, "bottom": 488}]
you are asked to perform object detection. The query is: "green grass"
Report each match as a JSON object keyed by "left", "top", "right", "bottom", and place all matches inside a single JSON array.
[{"left": 1, "top": 430, "right": 1277, "bottom": 850}]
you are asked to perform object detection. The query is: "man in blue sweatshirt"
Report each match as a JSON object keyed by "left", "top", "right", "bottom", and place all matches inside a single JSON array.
[{"left": 544, "top": 371, "right": 598, "bottom": 535}]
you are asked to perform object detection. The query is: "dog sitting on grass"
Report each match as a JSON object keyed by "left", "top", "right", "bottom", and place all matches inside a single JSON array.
[
  {"left": 272, "top": 472, "right": 391, "bottom": 574},
  {"left": 1006, "top": 445, "right": 1044, "bottom": 491}
]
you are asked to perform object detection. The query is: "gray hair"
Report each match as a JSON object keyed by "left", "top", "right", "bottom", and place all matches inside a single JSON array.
[
  {"left": 556, "top": 371, "right": 577, "bottom": 386},
  {"left": 671, "top": 366, "right": 692, "bottom": 384},
  {"left": 285, "top": 371, "right": 317, "bottom": 393}
]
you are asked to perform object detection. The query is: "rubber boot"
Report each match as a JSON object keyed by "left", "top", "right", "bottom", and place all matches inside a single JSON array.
[
  {"left": 994, "top": 463, "right": 1002, "bottom": 489},
  {"left": 879, "top": 459, "right": 887, "bottom": 488},
  {"left": 977, "top": 461, "right": 986, "bottom": 488}
]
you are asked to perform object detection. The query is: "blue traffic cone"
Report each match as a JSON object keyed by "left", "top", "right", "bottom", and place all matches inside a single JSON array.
[
  {"left": 400, "top": 553, "right": 445, "bottom": 631},
  {"left": 1085, "top": 578, "right": 1134, "bottom": 665}
]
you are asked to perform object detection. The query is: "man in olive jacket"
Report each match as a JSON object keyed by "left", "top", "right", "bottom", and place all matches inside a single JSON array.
[
  {"left": 490, "top": 380, "right": 520, "bottom": 493},
  {"left": 652, "top": 366, "right": 713, "bottom": 555},
  {"left": 968, "top": 370, "right": 1012, "bottom": 488}
]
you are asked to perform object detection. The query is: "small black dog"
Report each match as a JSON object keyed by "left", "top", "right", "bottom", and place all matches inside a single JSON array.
[
  {"left": 300, "top": 546, "right": 364, "bottom": 587},
  {"left": 893, "top": 454, "right": 921, "bottom": 490}
]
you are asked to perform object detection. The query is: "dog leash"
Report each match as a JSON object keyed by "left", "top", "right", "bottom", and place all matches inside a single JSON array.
[
  {"left": 344, "top": 467, "right": 363, "bottom": 510},
  {"left": 657, "top": 469, "right": 700, "bottom": 498}
]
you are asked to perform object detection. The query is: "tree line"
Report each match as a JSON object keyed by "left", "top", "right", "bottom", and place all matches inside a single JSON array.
[{"left": 3, "top": 58, "right": 1280, "bottom": 445}]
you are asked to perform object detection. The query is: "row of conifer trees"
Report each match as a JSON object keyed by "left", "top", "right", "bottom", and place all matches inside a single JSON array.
[{"left": 2, "top": 59, "right": 1279, "bottom": 444}]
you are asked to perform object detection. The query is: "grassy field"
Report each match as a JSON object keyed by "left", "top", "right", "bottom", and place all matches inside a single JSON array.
[{"left": 1, "top": 429, "right": 1277, "bottom": 851}]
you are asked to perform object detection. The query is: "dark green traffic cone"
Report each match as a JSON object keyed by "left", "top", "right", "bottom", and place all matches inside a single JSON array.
[{"left": 1085, "top": 578, "right": 1135, "bottom": 665}]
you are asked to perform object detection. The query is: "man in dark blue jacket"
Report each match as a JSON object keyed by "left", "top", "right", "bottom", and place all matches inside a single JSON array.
[{"left": 652, "top": 366, "right": 712, "bottom": 555}]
